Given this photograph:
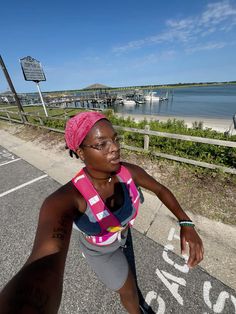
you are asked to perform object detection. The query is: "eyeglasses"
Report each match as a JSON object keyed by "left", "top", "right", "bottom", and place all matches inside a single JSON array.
[{"left": 81, "top": 136, "right": 122, "bottom": 153}]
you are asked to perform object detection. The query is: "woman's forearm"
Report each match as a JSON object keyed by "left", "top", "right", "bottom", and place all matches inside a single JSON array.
[{"left": 157, "top": 185, "right": 191, "bottom": 221}]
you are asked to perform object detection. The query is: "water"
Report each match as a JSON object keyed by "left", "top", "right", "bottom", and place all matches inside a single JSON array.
[{"left": 113, "top": 84, "right": 236, "bottom": 119}]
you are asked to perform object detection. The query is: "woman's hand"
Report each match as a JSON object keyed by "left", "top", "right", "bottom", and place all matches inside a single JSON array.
[{"left": 180, "top": 226, "right": 204, "bottom": 268}]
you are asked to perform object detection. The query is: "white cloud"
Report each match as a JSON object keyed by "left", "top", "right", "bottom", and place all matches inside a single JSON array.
[
  {"left": 131, "top": 50, "right": 176, "bottom": 68},
  {"left": 200, "top": 1, "right": 236, "bottom": 26},
  {"left": 113, "top": 1, "right": 236, "bottom": 54},
  {"left": 185, "top": 42, "right": 226, "bottom": 53}
]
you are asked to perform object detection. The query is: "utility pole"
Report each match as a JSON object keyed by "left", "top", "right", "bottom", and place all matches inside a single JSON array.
[{"left": 0, "top": 54, "right": 26, "bottom": 123}]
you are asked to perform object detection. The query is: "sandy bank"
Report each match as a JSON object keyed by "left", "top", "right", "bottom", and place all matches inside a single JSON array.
[{"left": 116, "top": 113, "right": 235, "bottom": 133}]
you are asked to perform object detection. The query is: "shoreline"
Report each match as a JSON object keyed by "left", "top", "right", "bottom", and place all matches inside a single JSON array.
[{"left": 116, "top": 113, "right": 234, "bottom": 133}]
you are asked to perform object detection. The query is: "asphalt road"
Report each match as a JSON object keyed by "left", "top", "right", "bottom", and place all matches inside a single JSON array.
[{"left": 0, "top": 146, "right": 235, "bottom": 314}]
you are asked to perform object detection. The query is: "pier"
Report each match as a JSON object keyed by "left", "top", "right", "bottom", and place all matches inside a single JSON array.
[{"left": 43, "top": 88, "right": 171, "bottom": 110}]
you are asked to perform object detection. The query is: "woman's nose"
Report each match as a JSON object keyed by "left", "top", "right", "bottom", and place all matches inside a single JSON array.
[{"left": 108, "top": 139, "right": 120, "bottom": 152}]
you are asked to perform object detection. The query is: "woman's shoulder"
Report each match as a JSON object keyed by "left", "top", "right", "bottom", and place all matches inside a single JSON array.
[
  {"left": 45, "top": 181, "right": 86, "bottom": 214},
  {"left": 121, "top": 161, "right": 144, "bottom": 173},
  {"left": 48, "top": 180, "right": 78, "bottom": 198},
  {"left": 120, "top": 162, "right": 145, "bottom": 182}
]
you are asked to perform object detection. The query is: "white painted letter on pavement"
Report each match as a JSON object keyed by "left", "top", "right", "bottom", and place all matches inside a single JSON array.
[
  {"left": 203, "top": 281, "right": 233, "bottom": 313},
  {"left": 156, "top": 267, "right": 186, "bottom": 306}
]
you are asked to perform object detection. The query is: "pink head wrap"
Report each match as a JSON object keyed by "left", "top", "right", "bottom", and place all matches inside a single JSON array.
[{"left": 65, "top": 111, "right": 107, "bottom": 152}]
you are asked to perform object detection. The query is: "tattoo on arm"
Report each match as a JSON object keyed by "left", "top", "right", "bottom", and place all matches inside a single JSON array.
[{"left": 52, "top": 214, "right": 71, "bottom": 241}]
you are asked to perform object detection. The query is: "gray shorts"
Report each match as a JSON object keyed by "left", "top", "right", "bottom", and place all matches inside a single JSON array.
[{"left": 78, "top": 229, "right": 129, "bottom": 291}]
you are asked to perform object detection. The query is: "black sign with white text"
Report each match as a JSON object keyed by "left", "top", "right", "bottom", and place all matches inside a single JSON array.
[{"left": 20, "top": 56, "right": 46, "bottom": 82}]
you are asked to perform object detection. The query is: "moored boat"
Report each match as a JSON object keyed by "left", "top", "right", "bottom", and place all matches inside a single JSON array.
[
  {"left": 144, "top": 92, "right": 160, "bottom": 101},
  {"left": 122, "top": 99, "right": 136, "bottom": 106}
]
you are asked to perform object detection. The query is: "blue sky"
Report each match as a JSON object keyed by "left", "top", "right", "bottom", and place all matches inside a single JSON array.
[{"left": 0, "top": 0, "right": 236, "bottom": 93}]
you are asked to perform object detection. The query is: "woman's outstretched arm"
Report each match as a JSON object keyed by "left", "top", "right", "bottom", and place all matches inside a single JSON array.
[
  {"left": 0, "top": 184, "right": 76, "bottom": 314},
  {"left": 124, "top": 162, "right": 204, "bottom": 268}
]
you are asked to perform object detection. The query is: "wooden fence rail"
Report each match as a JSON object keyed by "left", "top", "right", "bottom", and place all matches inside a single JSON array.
[
  {"left": 0, "top": 109, "right": 235, "bottom": 174},
  {"left": 115, "top": 125, "right": 236, "bottom": 148}
]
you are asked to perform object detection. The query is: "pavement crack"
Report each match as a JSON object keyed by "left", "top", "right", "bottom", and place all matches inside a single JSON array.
[{"left": 144, "top": 203, "right": 162, "bottom": 236}]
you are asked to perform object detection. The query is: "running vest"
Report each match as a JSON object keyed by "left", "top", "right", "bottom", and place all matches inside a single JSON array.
[{"left": 72, "top": 165, "right": 140, "bottom": 246}]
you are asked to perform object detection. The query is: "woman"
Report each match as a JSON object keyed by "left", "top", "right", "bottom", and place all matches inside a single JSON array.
[{"left": 0, "top": 111, "right": 204, "bottom": 314}]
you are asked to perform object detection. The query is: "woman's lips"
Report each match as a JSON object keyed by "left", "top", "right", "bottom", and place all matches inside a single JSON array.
[{"left": 110, "top": 157, "right": 120, "bottom": 164}]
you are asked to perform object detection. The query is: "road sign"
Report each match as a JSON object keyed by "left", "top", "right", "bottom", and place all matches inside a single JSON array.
[
  {"left": 20, "top": 56, "right": 46, "bottom": 82},
  {"left": 20, "top": 56, "right": 48, "bottom": 116}
]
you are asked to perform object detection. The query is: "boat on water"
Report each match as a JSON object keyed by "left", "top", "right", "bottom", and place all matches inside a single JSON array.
[
  {"left": 122, "top": 99, "right": 136, "bottom": 106},
  {"left": 145, "top": 91, "right": 170, "bottom": 101},
  {"left": 135, "top": 100, "right": 145, "bottom": 104},
  {"left": 144, "top": 92, "right": 160, "bottom": 101},
  {"left": 116, "top": 95, "right": 136, "bottom": 106}
]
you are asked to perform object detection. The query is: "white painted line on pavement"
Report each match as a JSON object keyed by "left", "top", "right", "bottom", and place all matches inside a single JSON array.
[
  {"left": 0, "top": 174, "right": 48, "bottom": 198},
  {"left": 0, "top": 158, "right": 21, "bottom": 167}
]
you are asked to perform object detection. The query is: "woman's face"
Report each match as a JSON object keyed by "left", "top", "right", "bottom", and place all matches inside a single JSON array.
[{"left": 76, "top": 119, "right": 121, "bottom": 173}]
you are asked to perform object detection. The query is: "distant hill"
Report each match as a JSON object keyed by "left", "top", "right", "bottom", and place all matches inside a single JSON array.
[{"left": 83, "top": 83, "right": 110, "bottom": 90}]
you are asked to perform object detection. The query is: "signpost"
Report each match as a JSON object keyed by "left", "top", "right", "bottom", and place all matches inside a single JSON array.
[
  {"left": 20, "top": 56, "right": 48, "bottom": 117},
  {"left": 0, "top": 55, "right": 26, "bottom": 123}
]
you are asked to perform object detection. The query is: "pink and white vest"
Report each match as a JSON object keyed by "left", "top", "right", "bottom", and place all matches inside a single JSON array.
[{"left": 72, "top": 165, "right": 140, "bottom": 246}]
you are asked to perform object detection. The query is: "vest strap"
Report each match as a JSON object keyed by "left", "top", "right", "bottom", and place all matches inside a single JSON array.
[
  {"left": 72, "top": 168, "right": 121, "bottom": 233},
  {"left": 72, "top": 165, "right": 139, "bottom": 245}
]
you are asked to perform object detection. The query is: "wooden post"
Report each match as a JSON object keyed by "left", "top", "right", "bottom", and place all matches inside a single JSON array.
[
  {"left": 38, "top": 113, "right": 44, "bottom": 126},
  {"left": 20, "top": 112, "right": 26, "bottom": 123},
  {"left": 144, "top": 125, "right": 150, "bottom": 150},
  {"left": 6, "top": 112, "right": 11, "bottom": 123}
]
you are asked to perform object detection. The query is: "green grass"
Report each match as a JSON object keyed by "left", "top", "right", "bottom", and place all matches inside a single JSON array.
[
  {"left": 104, "top": 110, "right": 236, "bottom": 168},
  {"left": 0, "top": 107, "right": 235, "bottom": 168}
]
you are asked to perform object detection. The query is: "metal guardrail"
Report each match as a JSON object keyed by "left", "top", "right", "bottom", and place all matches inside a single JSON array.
[{"left": 0, "top": 108, "right": 235, "bottom": 174}]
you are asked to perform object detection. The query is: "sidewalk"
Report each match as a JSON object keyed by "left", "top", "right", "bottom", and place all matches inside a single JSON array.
[{"left": 0, "top": 121, "right": 235, "bottom": 291}]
